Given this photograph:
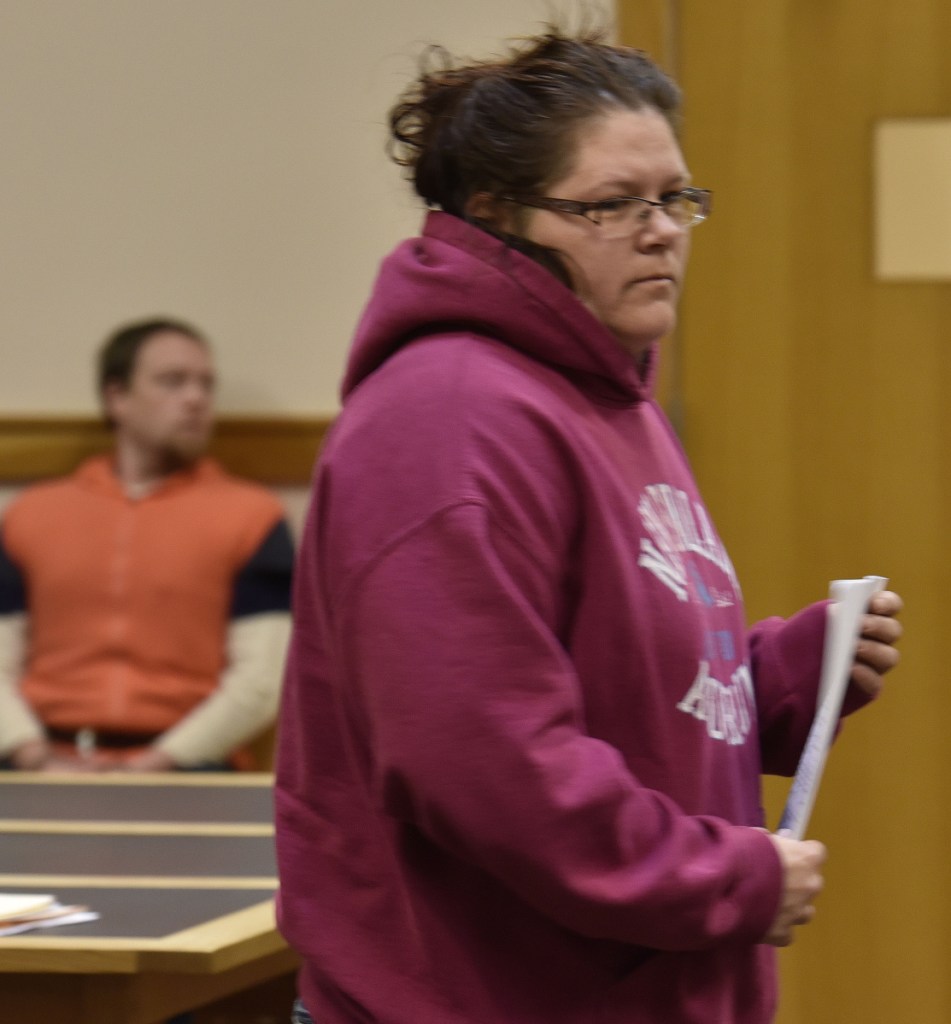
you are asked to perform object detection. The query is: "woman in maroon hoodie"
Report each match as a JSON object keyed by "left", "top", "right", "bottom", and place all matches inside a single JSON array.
[{"left": 275, "top": 27, "right": 902, "bottom": 1024}]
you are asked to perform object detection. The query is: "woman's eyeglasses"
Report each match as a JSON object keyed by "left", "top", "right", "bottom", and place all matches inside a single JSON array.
[{"left": 501, "top": 188, "right": 712, "bottom": 238}]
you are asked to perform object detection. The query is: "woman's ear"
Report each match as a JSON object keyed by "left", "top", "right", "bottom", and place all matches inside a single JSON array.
[{"left": 465, "top": 191, "right": 512, "bottom": 231}]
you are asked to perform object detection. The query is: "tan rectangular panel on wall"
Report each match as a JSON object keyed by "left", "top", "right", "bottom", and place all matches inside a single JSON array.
[
  {"left": 618, "top": 1, "right": 951, "bottom": 1022},
  {"left": 875, "top": 118, "right": 951, "bottom": 279}
]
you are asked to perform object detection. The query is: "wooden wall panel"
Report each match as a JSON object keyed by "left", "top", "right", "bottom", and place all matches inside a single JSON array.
[
  {"left": 619, "top": 1, "right": 951, "bottom": 1021},
  {"left": 0, "top": 417, "right": 330, "bottom": 486},
  {"left": 616, "top": 1, "right": 682, "bottom": 421},
  {"left": 616, "top": 0, "right": 675, "bottom": 70}
]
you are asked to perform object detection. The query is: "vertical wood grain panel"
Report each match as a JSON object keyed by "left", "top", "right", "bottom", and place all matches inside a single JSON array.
[
  {"left": 619, "top": 1, "right": 951, "bottom": 1021},
  {"left": 616, "top": 0, "right": 675, "bottom": 71},
  {"left": 615, "top": 1, "right": 682, "bottom": 419}
]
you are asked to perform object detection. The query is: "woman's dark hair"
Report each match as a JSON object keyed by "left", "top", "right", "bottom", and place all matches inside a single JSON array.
[
  {"left": 98, "top": 317, "right": 207, "bottom": 396},
  {"left": 388, "top": 28, "right": 681, "bottom": 280}
]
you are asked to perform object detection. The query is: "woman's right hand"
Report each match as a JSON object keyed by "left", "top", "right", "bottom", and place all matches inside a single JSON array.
[{"left": 762, "top": 833, "right": 827, "bottom": 946}]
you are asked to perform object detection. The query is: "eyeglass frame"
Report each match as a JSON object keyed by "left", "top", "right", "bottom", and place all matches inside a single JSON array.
[{"left": 500, "top": 187, "right": 712, "bottom": 231}]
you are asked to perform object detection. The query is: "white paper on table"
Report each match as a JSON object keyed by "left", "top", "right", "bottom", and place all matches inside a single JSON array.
[
  {"left": 0, "top": 909, "right": 99, "bottom": 937},
  {"left": 776, "top": 575, "right": 888, "bottom": 840},
  {"left": 0, "top": 893, "right": 55, "bottom": 920}
]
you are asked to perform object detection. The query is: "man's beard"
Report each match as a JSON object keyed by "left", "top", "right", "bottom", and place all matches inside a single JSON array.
[{"left": 157, "top": 431, "right": 210, "bottom": 472}]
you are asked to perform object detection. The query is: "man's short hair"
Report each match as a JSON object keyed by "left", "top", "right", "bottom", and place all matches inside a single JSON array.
[{"left": 98, "top": 317, "right": 208, "bottom": 396}]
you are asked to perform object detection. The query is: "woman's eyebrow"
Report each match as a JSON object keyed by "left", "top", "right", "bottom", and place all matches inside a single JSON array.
[{"left": 589, "top": 171, "right": 692, "bottom": 194}]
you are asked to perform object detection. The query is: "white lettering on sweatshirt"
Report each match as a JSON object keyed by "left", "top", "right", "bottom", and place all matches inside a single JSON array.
[
  {"left": 676, "top": 661, "right": 755, "bottom": 745},
  {"left": 636, "top": 484, "right": 739, "bottom": 603}
]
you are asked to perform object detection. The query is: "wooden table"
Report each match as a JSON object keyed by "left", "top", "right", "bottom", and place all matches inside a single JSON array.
[{"left": 0, "top": 772, "right": 298, "bottom": 1024}]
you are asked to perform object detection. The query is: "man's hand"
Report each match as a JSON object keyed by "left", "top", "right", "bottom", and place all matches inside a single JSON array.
[
  {"left": 763, "top": 833, "right": 827, "bottom": 946},
  {"left": 11, "top": 739, "right": 105, "bottom": 772},
  {"left": 117, "top": 747, "right": 178, "bottom": 772},
  {"left": 10, "top": 738, "right": 52, "bottom": 771}
]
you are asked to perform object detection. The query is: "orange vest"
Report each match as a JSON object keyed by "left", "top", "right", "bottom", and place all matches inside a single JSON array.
[{"left": 4, "top": 456, "right": 285, "bottom": 737}]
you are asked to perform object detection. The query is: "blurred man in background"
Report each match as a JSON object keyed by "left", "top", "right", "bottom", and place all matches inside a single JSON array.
[{"left": 0, "top": 317, "right": 294, "bottom": 771}]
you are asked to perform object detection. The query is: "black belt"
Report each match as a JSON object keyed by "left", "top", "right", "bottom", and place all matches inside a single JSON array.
[{"left": 47, "top": 727, "right": 160, "bottom": 750}]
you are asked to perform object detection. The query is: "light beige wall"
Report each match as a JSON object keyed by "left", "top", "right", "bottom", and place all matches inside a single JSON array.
[
  {"left": 619, "top": 1, "right": 950, "bottom": 1022},
  {"left": 1, "top": 0, "right": 611, "bottom": 418}
]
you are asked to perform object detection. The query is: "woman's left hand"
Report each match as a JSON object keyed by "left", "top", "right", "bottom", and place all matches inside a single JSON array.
[{"left": 849, "top": 590, "right": 903, "bottom": 700}]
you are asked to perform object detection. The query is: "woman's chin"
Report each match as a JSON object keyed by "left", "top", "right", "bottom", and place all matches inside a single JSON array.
[{"left": 612, "top": 320, "right": 677, "bottom": 359}]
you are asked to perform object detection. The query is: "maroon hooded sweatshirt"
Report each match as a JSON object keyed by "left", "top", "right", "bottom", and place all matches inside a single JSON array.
[{"left": 275, "top": 212, "right": 834, "bottom": 1023}]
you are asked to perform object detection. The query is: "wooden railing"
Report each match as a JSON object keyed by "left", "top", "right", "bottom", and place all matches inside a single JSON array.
[{"left": 0, "top": 416, "right": 332, "bottom": 485}]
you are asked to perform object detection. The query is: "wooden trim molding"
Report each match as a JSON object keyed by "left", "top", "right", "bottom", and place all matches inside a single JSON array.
[{"left": 0, "top": 416, "right": 333, "bottom": 486}]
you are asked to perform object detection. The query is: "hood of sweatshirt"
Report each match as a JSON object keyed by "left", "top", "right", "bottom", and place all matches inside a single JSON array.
[{"left": 341, "top": 211, "right": 657, "bottom": 406}]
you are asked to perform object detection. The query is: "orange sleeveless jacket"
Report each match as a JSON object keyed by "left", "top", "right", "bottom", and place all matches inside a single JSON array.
[{"left": 3, "top": 456, "right": 287, "bottom": 736}]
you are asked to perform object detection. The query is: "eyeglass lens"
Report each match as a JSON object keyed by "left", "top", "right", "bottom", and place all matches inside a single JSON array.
[{"left": 594, "top": 194, "right": 705, "bottom": 235}]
